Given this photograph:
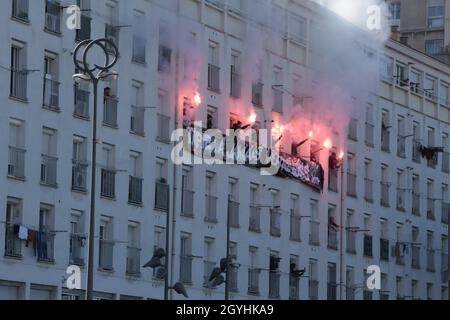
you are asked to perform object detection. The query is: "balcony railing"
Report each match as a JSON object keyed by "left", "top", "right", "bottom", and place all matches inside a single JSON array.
[
  {"left": 289, "top": 275, "right": 300, "bottom": 300},
  {"left": 181, "top": 189, "right": 194, "bottom": 217},
  {"left": 268, "top": 272, "right": 280, "bottom": 299},
  {"left": 290, "top": 211, "right": 301, "bottom": 241},
  {"left": 364, "top": 178, "right": 373, "bottom": 202},
  {"left": 204, "top": 194, "right": 217, "bottom": 223},
  {"left": 10, "top": 69, "right": 27, "bottom": 100},
  {"left": 427, "top": 249, "right": 435, "bottom": 272},
  {"left": 309, "top": 220, "right": 320, "bottom": 246},
  {"left": 12, "top": 0, "right": 29, "bottom": 21},
  {"left": 365, "top": 122, "right": 374, "bottom": 146},
  {"left": 8, "top": 146, "right": 25, "bottom": 179},
  {"left": 252, "top": 82, "right": 263, "bottom": 107},
  {"left": 442, "top": 152, "right": 449, "bottom": 173},
  {"left": 412, "top": 139, "right": 421, "bottom": 163},
  {"left": 442, "top": 202, "right": 449, "bottom": 224},
  {"left": 130, "top": 106, "right": 145, "bottom": 136},
  {"left": 230, "top": 70, "right": 240, "bottom": 98},
  {"left": 103, "top": 96, "right": 118, "bottom": 127},
  {"left": 346, "top": 229, "right": 356, "bottom": 253},
  {"left": 43, "top": 77, "right": 60, "bottom": 110},
  {"left": 126, "top": 246, "right": 141, "bottom": 276},
  {"left": 156, "top": 114, "right": 171, "bottom": 143},
  {"left": 155, "top": 181, "right": 169, "bottom": 211},
  {"left": 270, "top": 209, "right": 281, "bottom": 237},
  {"left": 99, "top": 239, "right": 114, "bottom": 270},
  {"left": 412, "top": 245, "right": 420, "bottom": 269},
  {"left": 180, "top": 255, "right": 193, "bottom": 284},
  {"left": 44, "top": 0, "right": 61, "bottom": 33},
  {"left": 208, "top": 64, "right": 220, "bottom": 92},
  {"left": 328, "top": 227, "right": 338, "bottom": 250},
  {"left": 396, "top": 188, "right": 405, "bottom": 211},
  {"left": 272, "top": 89, "right": 283, "bottom": 113},
  {"left": 4, "top": 224, "right": 21, "bottom": 258},
  {"left": 37, "top": 231, "right": 55, "bottom": 262},
  {"left": 328, "top": 170, "right": 338, "bottom": 192},
  {"left": 76, "top": 15, "right": 91, "bottom": 42},
  {"left": 397, "top": 135, "right": 406, "bottom": 158},
  {"left": 229, "top": 200, "right": 240, "bottom": 228},
  {"left": 74, "top": 85, "right": 90, "bottom": 118},
  {"left": 101, "top": 168, "right": 116, "bottom": 198},
  {"left": 380, "top": 182, "right": 390, "bottom": 207},
  {"left": 128, "top": 176, "right": 143, "bottom": 205},
  {"left": 72, "top": 159, "right": 88, "bottom": 191},
  {"left": 248, "top": 268, "right": 260, "bottom": 295},
  {"left": 203, "top": 260, "right": 216, "bottom": 286},
  {"left": 380, "top": 238, "right": 389, "bottom": 261},
  {"left": 309, "top": 280, "right": 319, "bottom": 300},
  {"left": 381, "top": 130, "right": 390, "bottom": 152},
  {"left": 229, "top": 266, "right": 238, "bottom": 292},
  {"left": 69, "top": 233, "right": 85, "bottom": 266},
  {"left": 327, "top": 282, "right": 337, "bottom": 300},
  {"left": 412, "top": 192, "right": 420, "bottom": 216},
  {"left": 347, "top": 172, "right": 357, "bottom": 197},
  {"left": 249, "top": 205, "right": 261, "bottom": 232},
  {"left": 41, "top": 155, "right": 57, "bottom": 187},
  {"left": 364, "top": 234, "right": 373, "bottom": 257},
  {"left": 427, "top": 198, "right": 435, "bottom": 220}
]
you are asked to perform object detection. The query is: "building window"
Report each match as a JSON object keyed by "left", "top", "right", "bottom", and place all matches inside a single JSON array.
[
  {"left": 75, "top": 0, "right": 91, "bottom": 41},
  {"left": 230, "top": 50, "right": 240, "bottom": 98},
  {"left": 132, "top": 11, "right": 146, "bottom": 63},
  {"left": 41, "top": 127, "right": 58, "bottom": 187},
  {"left": 206, "top": 106, "right": 218, "bottom": 129},
  {"left": 389, "top": 2, "right": 401, "bottom": 20},
  {"left": 130, "top": 81, "right": 145, "bottom": 136},
  {"left": 105, "top": 1, "right": 119, "bottom": 52},
  {"left": 289, "top": 14, "right": 307, "bottom": 45},
  {"left": 69, "top": 210, "right": 85, "bottom": 266},
  {"left": 179, "top": 234, "right": 193, "bottom": 284},
  {"left": 101, "top": 143, "right": 116, "bottom": 199},
  {"left": 43, "top": 52, "right": 60, "bottom": 111},
  {"left": 126, "top": 222, "right": 141, "bottom": 276},
  {"left": 158, "top": 24, "right": 171, "bottom": 72},
  {"left": 427, "top": 0, "right": 444, "bottom": 28},
  {"left": 99, "top": 216, "right": 114, "bottom": 271},
  {"left": 44, "top": 0, "right": 61, "bottom": 34},
  {"left": 426, "top": 39, "right": 444, "bottom": 55},
  {"left": 8, "top": 119, "right": 26, "bottom": 180},
  {"left": 207, "top": 42, "right": 220, "bottom": 92},
  {"left": 10, "top": 41, "right": 27, "bottom": 101},
  {"left": 12, "top": 0, "right": 29, "bottom": 21},
  {"left": 38, "top": 204, "right": 55, "bottom": 262},
  {"left": 72, "top": 135, "right": 87, "bottom": 191},
  {"left": 4, "top": 198, "right": 23, "bottom": 258},
  {"left": 129, "top": 151, "right": 143, "bottom": 205}
]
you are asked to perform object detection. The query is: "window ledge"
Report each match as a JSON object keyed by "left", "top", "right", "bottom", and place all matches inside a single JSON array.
[
  {"left": 7, "top": 175, "right": 26, "bottom": 182},
  {"left": 43, "top": 105, "right": 61, "bottom": 113},
  {"left": 9, "top": 95, "right": 28, "bottom": 104},
  {"left": 130, "top": 130, "right": 146, "bottom": 138},
  {"left": 102, "top": 122, "right": 119, "bottom": 129},
  {"left": 73, "top": 114, "right": 91, "bottom": 121},
  {"left": 71, "top": 187, "right": 88, "bottom": 195},
  {"left": 40, "top": 182, "right": 58, "bottom": 189},
  {"left": 11, "top": 16, "right": 30, "bottom": 25},
  {"left": 44, "top": 28, "right": 62, "bottom": 37},
  {"left": 128, "top": 200, "right": 143, "bottom": 207}
]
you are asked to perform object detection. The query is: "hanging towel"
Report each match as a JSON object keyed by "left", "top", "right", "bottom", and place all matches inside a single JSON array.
[
  {"left": 26, "top": 229, "right": 37, "bottom": 247},
  {"left": 18, "top": 226, "right": 28, "bottom": 240}
]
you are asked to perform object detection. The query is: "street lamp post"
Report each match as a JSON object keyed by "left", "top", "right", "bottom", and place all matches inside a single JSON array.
[{"left": 72, "top": 38, "right": 118, "bottom": 300}]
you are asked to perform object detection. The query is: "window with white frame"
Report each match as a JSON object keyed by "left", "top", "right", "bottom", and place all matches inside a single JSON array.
[
  {"left": 289, "top": 14, "right": 307, "bottom": 45},
  {"left": 427, "top": 0, "right": 444, "bottom": 28}
]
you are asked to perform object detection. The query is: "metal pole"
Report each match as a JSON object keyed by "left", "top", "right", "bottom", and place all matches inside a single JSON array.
[
  {"left": 85, "top": 79, "right": 98, "bottom": 300},
  {"left": 165, "top": 187, "right": 170, "bottom": 300},
  {"left": 339, "top": 164, "right": 344, "bottom": 300},
  {"left": 225, "top": 194, "right": 231, "bottom": 300},
  {"left": 448, "top": 222, "right": 449, "bottom": 299}
]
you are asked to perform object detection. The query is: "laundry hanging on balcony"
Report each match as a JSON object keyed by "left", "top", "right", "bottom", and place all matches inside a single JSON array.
[{"left": 418, "top": 144, "right": 443, "bottom": 161}]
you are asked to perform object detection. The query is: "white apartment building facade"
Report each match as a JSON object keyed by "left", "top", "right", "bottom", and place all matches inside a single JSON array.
[{"left": 0, "top": 0, "right": 448, "bottom": 300}]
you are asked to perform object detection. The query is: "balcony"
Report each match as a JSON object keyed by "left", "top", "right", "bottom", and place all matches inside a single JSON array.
[
  {"left": 8, "top": 146, "right": 25, "bottom": 179},
  {"left": 412, "top": 192, "right": 420, "bottom": 216},
  {"left": 126, "top": 246, "right": 141, "bottom": 276},
  {"left": 229, "top": 266, "right": 238, "bottom": 292},
  {"left": 346, "top": 229, "right": 356, "bottom": 254},
  {"left": 43, "top": 77, "right": 59, "bottom": 110},
  {"left": 442, "top": 202, "right": 449, "bottom": 224},
  {"left": 412, "top": 245, "right": 420, "bottom": 269},
  {"left": 248, "top": 268, "right": 260, "bottom": 295},
  {"left": 44, "top": 0, "right": 60, "bottom": 33},
  {"left": 230, "top": 70, "right": 240, "bottom": 98},
  {"left": 72, "top": 160, "right": 88, "bottom": 192},
  {"left": 442, "top": 152, "right": 449, "bottom": 173},
  {"left": 155, "top": 181, "right": 169, "bottom": 211},
  {"left": 76, "top": 15, "right": 91, "bottom": 42},
  {"left": 328, "top": 227, "right": 338, "bottom": 250},
  {"left": 327, "top": 282, "right": 337, "bottom": 300},
  {"left": 207, "top": 64, "right": 220, "bottom": 92},
  {"left": 380, "top": 182, "right": 390, "bottom": 207},
  {"left": 4, "top": 224, "right": 21, "bottom": 258},
  {"left": 105, "top": 24, "right": 119, "bottom": 52},
  {"left": 10, "top": 69, "right": 27, "bottom": 100},
  {"left": 130, "top": 106, "right": 145, "bottom": 136},
  {"left": 427, "top": 249, "right": 435, "bottom": 272},
  {"left": 412, "top": 139, "right": 421, "bottom": 163},
  {"left": 249, "top": 206, "right": 261, "bottom": 232},
  {"left": 309, "top": 220, "right": 320, "bottom": 246},
  {"left": 397, "top": 135, "right": 406, "bottom": 158},
  {"left": 181, "top": 189, "right": 194, "bottom": 217},
  {"left": 396, "top": 188, "right": 405, "bottom": 211},
  {"left": 12, "top": 0, "right": 29, "bottom": 21},
  {"left": 252, "top": 82, "right": 263, "bottom": 107},
  {"left": 128, "top": 176, "right": 143, "bottom": 205},
  {"left": 364, "top": 234, "right": 373, "bottom": 257},
  {"left": 270, "top": 209, "right": 281, "bottom": 237},
  {"left": 268, "top": 272, "right": 280, "bottom": 299},
  {"left": 364, "top": 178, "right": 373, "bottom": 202},
  {"left": 179, "top": 255, "right": 193, "bottom": 284},
  {"left": 346, "top": 172, "right": 357, "bottom": 197},
  {"left": 204, "top": 194, "right": 217, "bottom": 223},
  {"left": 74, "top": 86, "right": 90, "bottom": 118},
  {"left": 427, "top": 198, "right": 435, "bottom": 220},
  {"left": 380, "top": 238, "right": 389, "bottom": 261},
  {"left": 99, "top": 239, "right": 114, "bottom": 271},
  {"left": 290, "top": 211, "right": 301, "bottom": 241},
  {"left": 229, "top": 199, "right": 240, "bottom": 228},
  {"left": 69, "top": 233, "right": 85, "bottom": 266},
  {"left": 103, "top": 97, "right": 118, "bottom": 127},
  {"left": 365, "top": 122, "right": 374, "bottom": 146},
  {"left": 328, "top": 170, "right": 338, "bottom": 192},
  {"left": 289, "top": 275, "right": 300, "bottom": 300},
  {"left": 309, "top": 280, "right": 319, "bottom": 300},
  {"left": 37, "top": 231, "right": 55, "bottom": 262},
  {"left": 272, "top": 88, "right": 283, "bottom": 113},
  {"left": 203, "top": 260, "right": 215, "bottom": 286},
  {"left": 347, "top": 119, "right": 357, "bottom": 141},
  {"left": 40, "top": 155, "right": 57, "bottom": 187},
  {"left": 381, "top": 130, "right": 390, "bottom": 152},
  {"left": 101, "top": 168, "right": 116, "bottom": 199},
  {"left": 156, "top": 114, "right": 171, "bottom": 143}
]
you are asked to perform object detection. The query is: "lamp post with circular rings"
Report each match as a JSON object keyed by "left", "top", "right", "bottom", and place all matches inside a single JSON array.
[{"left": 72, "top": 38, "right": 118, "bottom": 300}]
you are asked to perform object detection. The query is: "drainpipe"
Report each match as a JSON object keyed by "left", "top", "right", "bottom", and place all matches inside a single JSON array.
[{"left": 339, "top": 164, "right": 345, "bottom": 300}]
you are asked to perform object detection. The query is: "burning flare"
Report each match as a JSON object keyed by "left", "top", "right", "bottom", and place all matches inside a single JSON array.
[
  {"left": 248, "top": 113, "right": 257, "bottom": 124},
  {"left": 338, "top": 151, "right": 344, "bottom": 159},
  {"left": 323, "top": 138, "right": 332, "bottom": 150},
  {"left": 309, "top": 131, "right": 313, "bottom": 138},
  {"left": 193, "top": 93, "right": 201, "bottom": 106}
]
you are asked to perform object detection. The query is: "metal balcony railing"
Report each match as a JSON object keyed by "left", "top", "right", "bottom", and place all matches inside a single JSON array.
[
  {"left": 249, "top": 205, "right": 261, "bottom": 232},
  {"left": 229, "top": 199, "right": 240, "bottom": 228},
  {"left": 380, "top": 182, "right": 390, "bottom": 207},
  {"left": 105, "top": 24, "right": 119, "bottom": 52},
  {"left": 230, "top": 70, "right": 240, "bottom": 98},
  {"left": 130, "top": 106, "right": 145, "bottom": 136},
  {"left": 365, "top": 122, "right": 374, "bottom": 146},
  {"left": 346, "top": 230, "right": 356, "bottom": 253},
  {"left": 99, "top": 239, "right": 114, "bottom": 270},
  {"left": 37, "top": 231, "right": 55, "bottom": 262},
  {"left": 309, "top": 280, "right": 319, "bottom": 300},
  {"left": 397, "top": 135, "right": 406, "bottom": 158},
  {"left": 156, "top": 114, "right": 171, "bottom": 142},
  {"left": 442, "top": 152, "right": 449, "bottom": 173},
  {"left": 309, "top": 220, "right": 320, "bottom": 246},
  {"left": 328, "top": 170, "right": 338, "bottom": 192},
  {"left": 12, "top": 0, "right": 29, "bottom": 21},
  {"left": 328, "top": 227, "right": 338, "bottom": 250},
  {"left": 327, "top": 282, "right": 337, "bottom": 300},
  {"left": 412, "top": 139, "right": 421, "bottom": 163},
  {"left": 155, "top": 181, "right": 169, "bottom": 211},
  {"left": 69, "top": 233, "right": 85, "bottom": 266},
  {"left": 268, "top": 272, "right": 280, "bottom": 299},
  {"left": 289, "top": 275, "right": 300, "bottom": 300},
  {"left": 44, "top": 0, "right": 61, "bottom": 33},
  {"left": 248, "top": 268, "right": 260, "bottom": 295},
  {"left": 8, "top": 146, "right": 25, "bottom": 179},
  {"left": 252, "top": 82, "right": 263, "bottom": 107},
  {"left": 427, "top": 198, "right": 435, "bottom": 220},
  {"left": 380, "top": 238, "right": 389, "bottom": 261},
  {"left": 442, "top": 202, "right": 449, "bottom": 224},
  {"left": 126, "top": 246, "right": 141, "bottom": 276},
  {"left": 4, "top": 224, "right": 21, "bottom": 257},
  {"left": 364, "top": 178, "right": 373, "bottom": 202},
  {"left": 229, "top": 266, "right": 239, "bottom": 292},
  {"left": 101, "top": 168, "right": 116, "bottom": 198},
  {"left": 203, "top": 260, "right": 216, "bottom": 286},
  {"left": 347, "top": 172, "right": 357, "bottom": 197},
  {"left": 10, "top": 69, "right": 27, "bottom": 100},
  {"left": 381, "top": 130, "right": 390, "bottom": 152},
  {"left": 74, "top": 85, "right": 90, "bottom": 118},
  {"left": 412, "top": 192, "right": 420, "bottom": 216},
  {"left": 181, "top": 189, "right": 194, "bottom": 217},
  {"left": 412, "top": 245, "right": 420, "bottom": 269},
  {"left": 364, "top": 234, "right": 373, "bottom": 257},
  {"left": 204, "top": 194, "right": 217, "bottom": 222},
  {"left": 396, "top": 188, "right": 406, "bottom": 211},
  {"left": 41, "top": 155, "right": 57, "bottom": 187},
  {"left": 290, "top": 211, "right": 301, "bottom": 241},
  {"left": 270, "top": 209, "right": 281, "bottom": 237},
  {"left": 427, "top": 249, "right": 435, "bottom": 272},
  {"left": 180, "top": 255, "right": 193, "bottom": 284},
  {"left": 348, "top": 119, "right": 358, "bottom": 141},
  {"left": 103, "top": 96, "right": 118, "bottom": 127},
  {"left": 76, "top": 15, "right": 91, "bottom": 42},
  {"left": 208, "top": 64, "right": 220, "bottom": 92},
  {"left": 72, "top": 159, "right": 88, "bottom": 191},
  {"left": 272, "top": 88, "right": 283, "bottom": 113},
  {"left": 43, "top": 77, "right": 60, "bottom": 110},
  {"left": 128, "top": 176, "right": 143, "bottom": 204}
]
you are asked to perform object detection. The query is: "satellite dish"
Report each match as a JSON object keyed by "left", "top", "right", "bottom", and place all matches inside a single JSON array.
[{"left": 173, "top": 282, "right": 188, "bottom": 298}]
